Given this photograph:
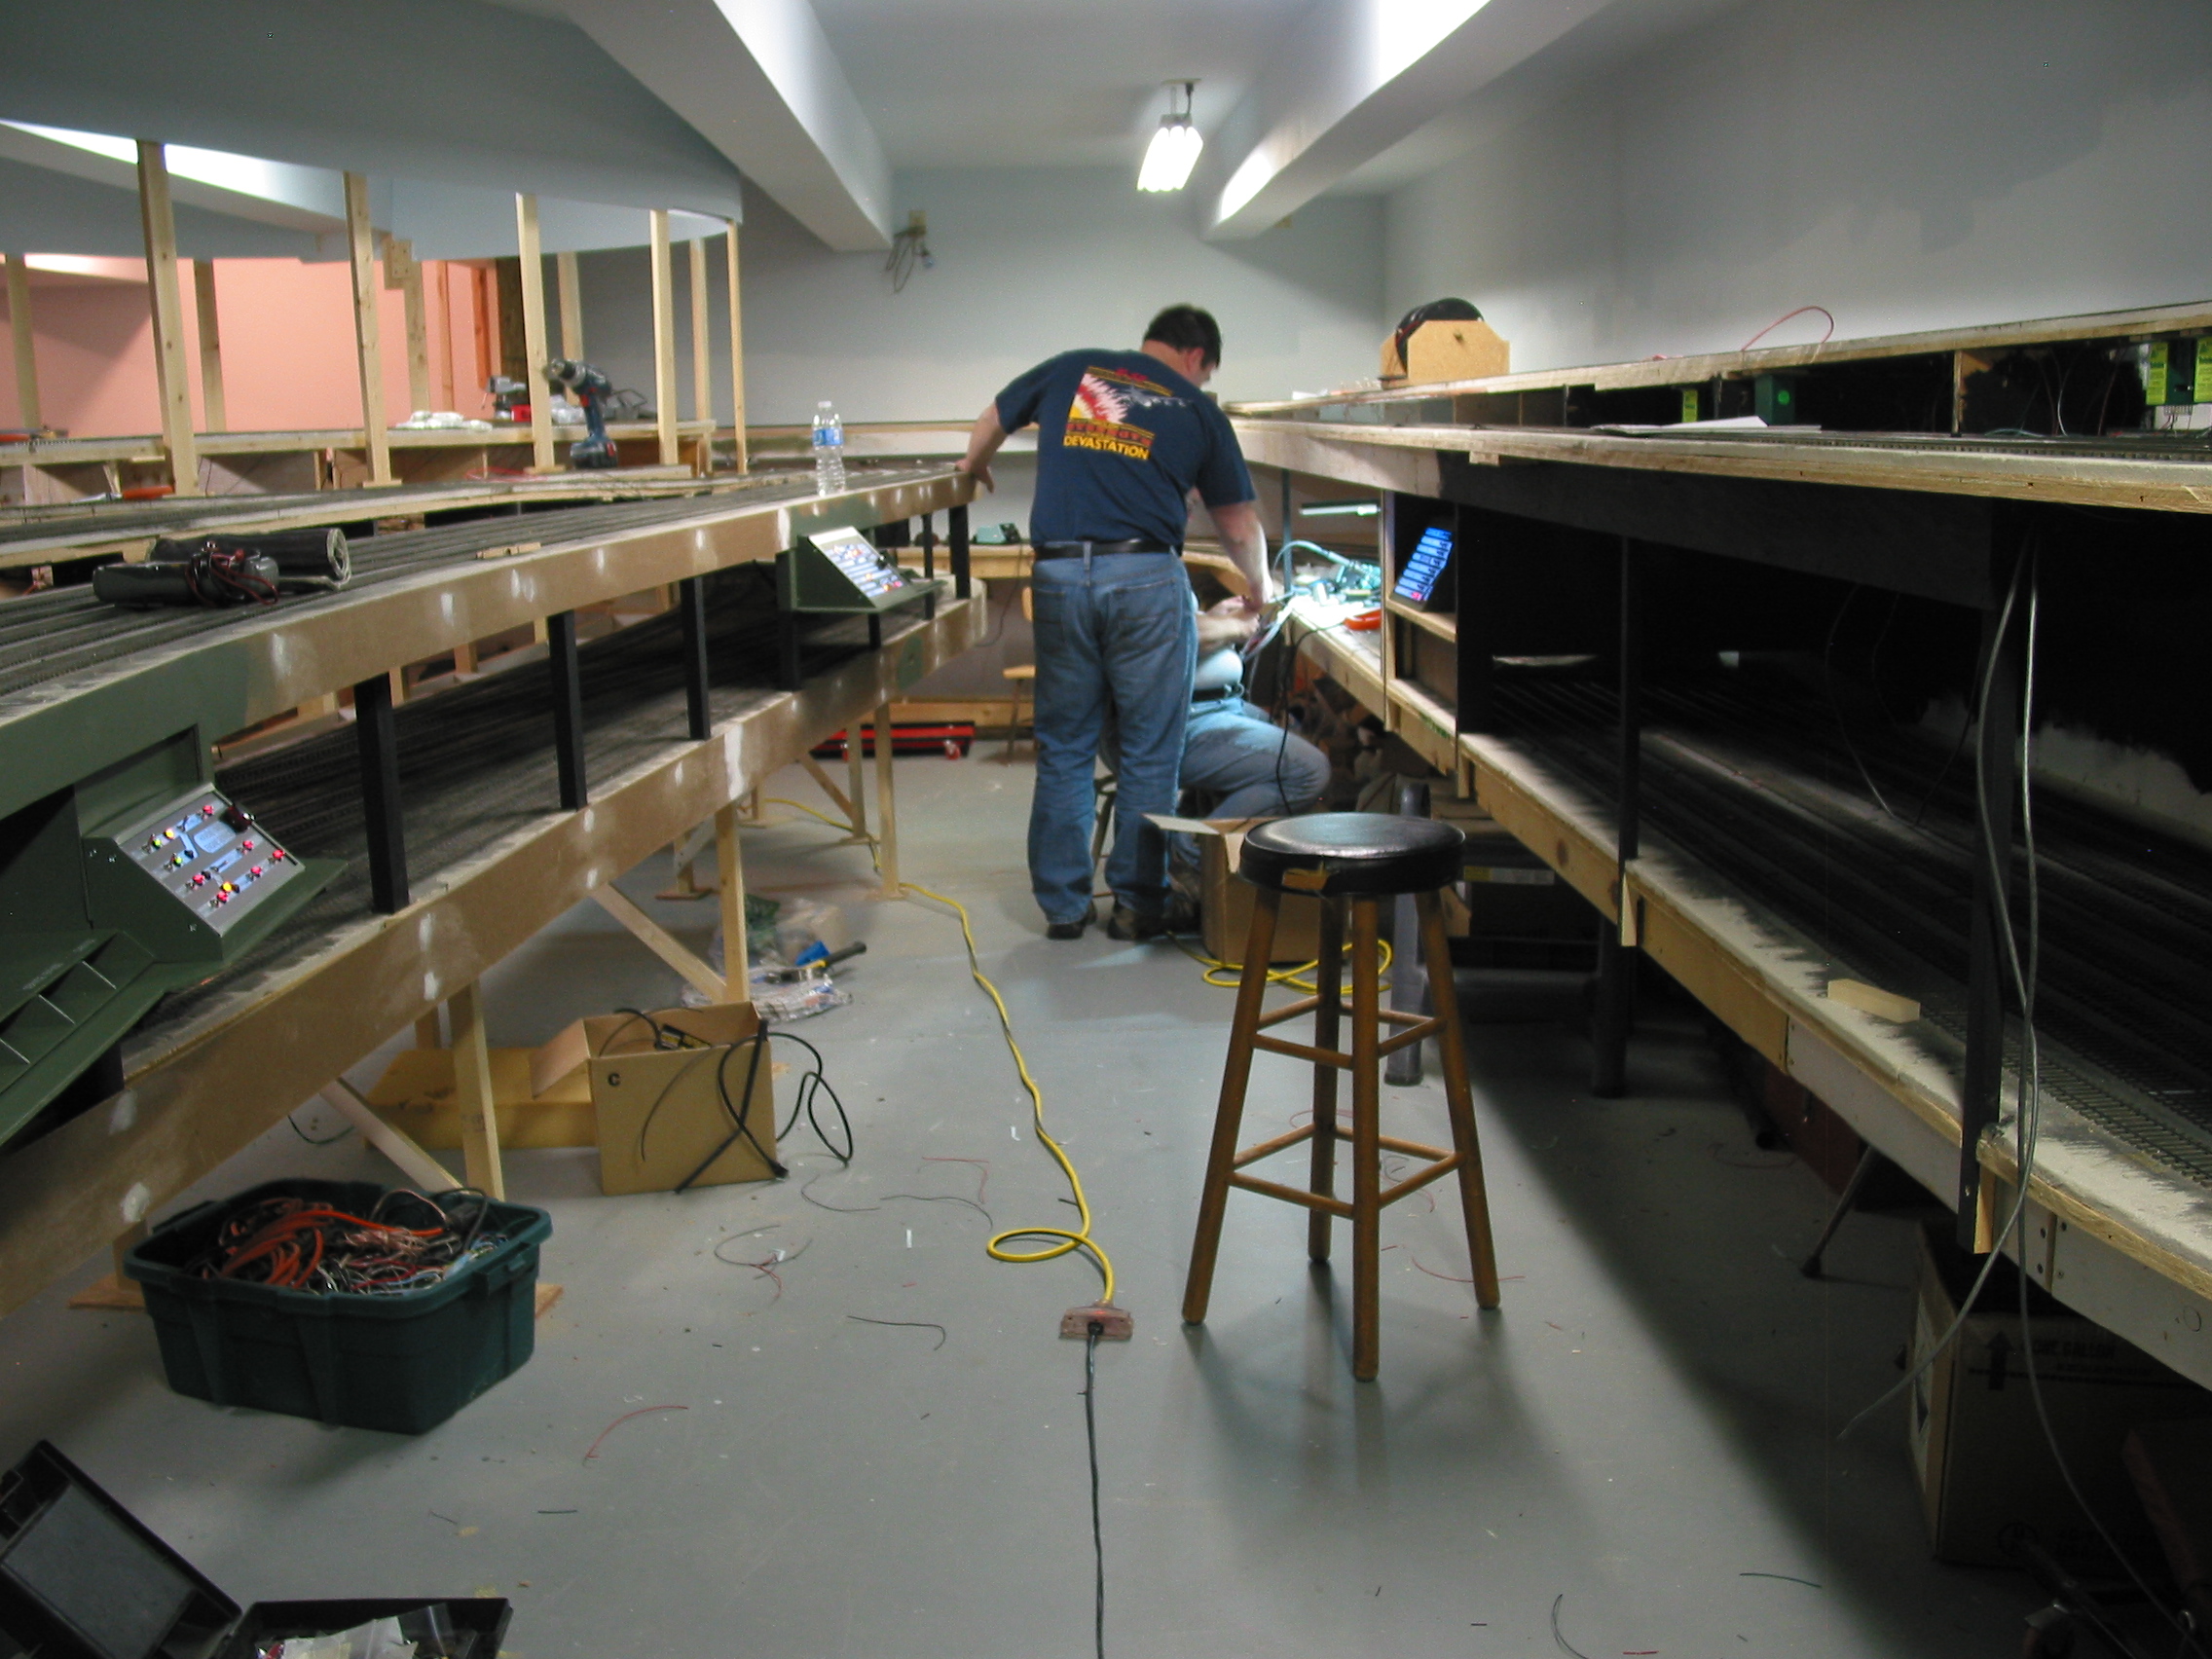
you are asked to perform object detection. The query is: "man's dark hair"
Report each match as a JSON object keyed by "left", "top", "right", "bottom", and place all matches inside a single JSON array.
[{"left": 1143, "top": 304, "right": 1222, "bottom": 369}]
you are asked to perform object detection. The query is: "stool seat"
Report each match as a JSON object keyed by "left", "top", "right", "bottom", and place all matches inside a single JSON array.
[{"left": 1239, "top": 812, "right": 1464, "bottom": 897}]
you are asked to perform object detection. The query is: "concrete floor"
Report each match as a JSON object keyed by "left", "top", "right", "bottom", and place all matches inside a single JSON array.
[{"left": 0, "top": 750, "right": 2045, "bottom": 1656}]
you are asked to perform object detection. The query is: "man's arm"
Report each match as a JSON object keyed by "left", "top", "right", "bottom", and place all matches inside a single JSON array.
[
  {"left": 1205, "top": 498, "right": 1271, "bottom": 610},
  {"left": 956, "top": 403, "right": 1007, "bottom": 493}
]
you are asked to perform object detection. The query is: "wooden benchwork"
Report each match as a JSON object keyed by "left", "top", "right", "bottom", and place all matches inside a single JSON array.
[{"left": 0, "top": 592, "right": 984, "bottom": 1319}]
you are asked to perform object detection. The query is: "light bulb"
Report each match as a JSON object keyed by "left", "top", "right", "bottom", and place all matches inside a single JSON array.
[{"left": 1138, "top": 117, "right": 1203, "bottom": 193}]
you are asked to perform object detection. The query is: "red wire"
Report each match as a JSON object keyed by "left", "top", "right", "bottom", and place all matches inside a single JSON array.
[{"left": 1739, "top": 305, "right": 1835, "bottom": 353}]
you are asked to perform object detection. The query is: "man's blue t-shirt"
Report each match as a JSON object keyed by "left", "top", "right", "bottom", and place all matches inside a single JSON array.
[{"left": 994, "top": 349, "right": 1253, "bottom": 547}]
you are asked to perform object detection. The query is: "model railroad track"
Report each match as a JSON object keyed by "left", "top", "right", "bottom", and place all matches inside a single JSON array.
[
  {"left": 0, "top": 476, "right": 864, "bottom": 703},
  {"left": 1493, "top": 667, "right": 2212, "bottom": 1185}
]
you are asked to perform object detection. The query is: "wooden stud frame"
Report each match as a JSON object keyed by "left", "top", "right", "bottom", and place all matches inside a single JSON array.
[
  {"left": 342, "top": 171, "right": 393, "bottom": 486},
  {"left": 689, "top": 237, "right": 713, "bottom": 425},
  {"left": 515, "top": 197, "right": 556, "bottom": 473},
  {"left": 4, "top": 252, "right": 38, "bottom": 430},
  {"left": 724, "top": 221, "right": 748, "bottom": 472},
  {"left": 556, "top": 251, "right": 584, "bottom": 360},
  {"left": 649, "top": 210, "right": 679, "bottom": 467},
  {"left": 191, "top": 261, "right": 226, "bottom": 433},
  {"left": 135, "top": 143, "right": 201, "bottom": 496}
]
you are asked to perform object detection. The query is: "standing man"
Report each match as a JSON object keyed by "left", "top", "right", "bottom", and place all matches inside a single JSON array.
[{"left": 958, "top": 305, "right": 1269, "bottom": 940}]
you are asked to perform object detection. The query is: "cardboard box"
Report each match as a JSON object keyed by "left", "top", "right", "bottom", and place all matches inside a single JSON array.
[
  {"left": 1907, "top": 1225, "right": 2212, "bottom": 1569},
  {"left": 365, "top": 1044, "right": 597, "bottom": 1150},
  {"left": 583, "top": 1002, "right": 778, "bottom": 1196},
  {"left": 1382, "top": 317, "right": 1510, "bottom": 385},
  {"left": 1152, "top": 815, "right": 1323, "bottom": 967}
]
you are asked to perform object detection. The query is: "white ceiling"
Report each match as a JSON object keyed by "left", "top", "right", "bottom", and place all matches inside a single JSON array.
[{"left": 810, "top": 0, "right": 1314, "bottom": 170}]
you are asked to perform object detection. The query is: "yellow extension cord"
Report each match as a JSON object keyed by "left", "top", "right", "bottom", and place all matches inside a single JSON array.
[{"left": 761, "top": 797, "right": 1117, "bottom": 1306}]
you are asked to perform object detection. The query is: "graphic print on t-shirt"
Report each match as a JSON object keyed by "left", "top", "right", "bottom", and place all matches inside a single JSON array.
[{"left": 1065, "top": 366, "right": 1185, "bottom": 462}]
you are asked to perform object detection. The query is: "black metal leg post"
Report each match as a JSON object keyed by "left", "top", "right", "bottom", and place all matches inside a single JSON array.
[
  {"left": 1453, "top": 503, "right": 1496, "bottom": 735},
  {"left": 353, "top": 671, "right": 408, "bottom": 913},
  {"left": 1958, "top": 581, "right": 2023, "bottom": 1249},
  {"left": 919, "top": 514, "right": 938, "bottom": 581},
  {"left": 949, "top": 504, "right": 970, "bottom": 600},
  {"left": 1593, "top": 536, "right": 1642, "bottom": 1097},
  {"left": 680, "top": 576, "right": 712, "bottom": 741},
  {"left": 548, "top": 609, "right": 586, "bottom": 810}
]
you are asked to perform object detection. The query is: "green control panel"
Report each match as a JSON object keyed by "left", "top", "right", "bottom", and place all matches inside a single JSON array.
[{"left": 101, "top": 790, "right": 308, "bottom": 935}]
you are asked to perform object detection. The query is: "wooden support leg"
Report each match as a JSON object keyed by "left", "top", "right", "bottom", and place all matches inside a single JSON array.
[
  {"left": 842, "top": 733, "right": 869, "bottom": 838},
  {"left": 717, "top": 802, "right": 748, "bottom": 1002},
  {"left": 1308, "top": 897, "right": 1345, "bottom": 1264},
  {"left": 590, "top": 885, "right": 723, "bottom": 1004},
  {"left": 873, "top": 698, "right": 900, "bottom": 897},
  {"left": 321, "top": 1081, "right": 453, "bottom": 1192},
  {"left": 449, "top": 981, "right": 503, "bottom": 1199},
  {"left": 1420, "top": 890, "right": 1500, "bottom": 1308},
  {"left": 1350, "top": 897, "right": 1383, "bottom": 1381},
  {"left": 415, "top": 1007, "right": 444, "bottom": 1048},
  {"left": 798, "top": 752, "right": 863, "bottom": 836},
  {"left": 1184, "top": 888, "right": 1282, "bottom": 1325}
]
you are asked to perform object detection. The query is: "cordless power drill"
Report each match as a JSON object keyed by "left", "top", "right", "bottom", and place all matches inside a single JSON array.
[{"left": 541, "top": 358, "right": 620, "bottom": 469}]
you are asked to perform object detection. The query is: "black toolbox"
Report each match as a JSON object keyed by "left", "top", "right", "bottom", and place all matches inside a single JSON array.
[{"left": 0, "top": 1440, "right": 510, "bottom": 1659}]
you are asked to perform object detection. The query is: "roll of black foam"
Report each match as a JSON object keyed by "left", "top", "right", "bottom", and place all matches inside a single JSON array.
[{"left": 148, "top": 528, "right": 350, "bottom": 587}]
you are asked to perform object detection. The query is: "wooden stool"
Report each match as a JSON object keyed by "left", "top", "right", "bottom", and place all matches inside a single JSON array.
[{"left": 1182, "top": 813, "right": 1500, "bottom": 1379}]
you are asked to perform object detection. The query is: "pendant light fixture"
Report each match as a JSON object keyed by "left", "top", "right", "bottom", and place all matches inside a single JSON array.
[{"left": 1138, "top": 81, "right": 1202, "bottom": 194}]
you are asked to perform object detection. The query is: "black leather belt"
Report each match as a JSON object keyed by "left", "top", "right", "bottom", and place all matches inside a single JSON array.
[
  {"left": 1033, "top": 539, "right": 1177, "bottom": 559},
  {"left": 1190, "top": 684, "right": 1240, "bottom": 705}
]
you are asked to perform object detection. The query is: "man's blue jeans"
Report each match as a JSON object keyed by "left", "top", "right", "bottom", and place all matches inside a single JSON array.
[{"left": 1028, "top": 552, "right": 1196, "bottom": 924}]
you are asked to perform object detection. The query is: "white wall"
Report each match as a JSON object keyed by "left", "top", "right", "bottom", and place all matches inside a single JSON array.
[
  {"left": 1383, "top": 0, "right": 2212, "bottom": 371},
  {"left": 573, "top": 165, "right": 1386, "bottom": 433}
]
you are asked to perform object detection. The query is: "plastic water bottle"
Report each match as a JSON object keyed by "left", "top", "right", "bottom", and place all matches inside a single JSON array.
[{"left": 812, "top": 400, "right": 846, "bottom": 495}]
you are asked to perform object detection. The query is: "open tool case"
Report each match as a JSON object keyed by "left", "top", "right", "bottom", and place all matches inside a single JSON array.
[{"left": 0, "top": 1441, "right": 510, "bottom": 1659}]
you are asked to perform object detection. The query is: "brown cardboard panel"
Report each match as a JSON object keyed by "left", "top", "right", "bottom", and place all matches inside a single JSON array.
[
  {"left": 1382, "top": 318, "right": 1511, "bottom": 383},
  {"left": 585, "top": 1003, "right": 777, "bottom": 1196}
]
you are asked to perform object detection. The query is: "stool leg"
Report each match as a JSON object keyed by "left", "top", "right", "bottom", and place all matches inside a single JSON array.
[
  {"left": 1420, "top": 890, "right": 1500, "bottom": 1308},
  {"left": 1308, "top": 896, "right": 1346, "bottom": 1264},
  {"left": 1350, "top": 896, "right": 1383, "bottom": 1380},
  {"left": 1184, "top": 887, "right": 1282, "bottom": 1325}
]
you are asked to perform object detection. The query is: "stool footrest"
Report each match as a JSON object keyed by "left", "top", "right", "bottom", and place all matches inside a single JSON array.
[
  {"left": 1382, "top": 1152, "right": 1462, "bottom": 1207},
  {"left": 1232, "top": 1121, "right": 1318, "bottom": 1170},
  {"left": 1253, "top": 994, "right": 1322, "bottom": 1032},
  {"left": 1252, "top": 1032, "right": 1351, "bottom": 1070},
  {"left": 1377, "top": 1017, "right": 1443, "bottom": 1058},
  {"left": 1229, "top": 1170, "right": 1355, "bottom": 1218}
]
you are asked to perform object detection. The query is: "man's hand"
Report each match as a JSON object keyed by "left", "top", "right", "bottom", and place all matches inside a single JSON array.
[
  {"left": 1205, "top": 499, "right": 1272, "bottom": 613},
  {"left": 1196, "top": 597, "right": 1259, "bottom": 652},
  {"left": 959, "top": 403, "right": 1008, "bottom": 496}
]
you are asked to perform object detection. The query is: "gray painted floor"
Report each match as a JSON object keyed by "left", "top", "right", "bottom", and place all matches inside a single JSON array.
[{"left": 0, "top": 751, "right": 2043, "bottom": 1656}]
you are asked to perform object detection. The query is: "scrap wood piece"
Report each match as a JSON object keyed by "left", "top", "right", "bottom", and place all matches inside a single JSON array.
[{"left": 1825, "top": 977, "right": 1920, "bottom": 1023}]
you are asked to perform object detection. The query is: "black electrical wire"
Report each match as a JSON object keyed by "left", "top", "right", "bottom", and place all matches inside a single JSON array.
[{"left": 1084, "top": 1320, "right": 1106, "bottom": 1659}]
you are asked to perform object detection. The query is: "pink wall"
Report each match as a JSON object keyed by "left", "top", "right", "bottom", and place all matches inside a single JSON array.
[{"left": 1, "top": 256, "right": 497, "bottom": 438}]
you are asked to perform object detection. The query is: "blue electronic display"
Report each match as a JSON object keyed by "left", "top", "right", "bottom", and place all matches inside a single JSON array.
[{"left": 1393, "top": 526, "right": 1453, "bottom": 605}]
